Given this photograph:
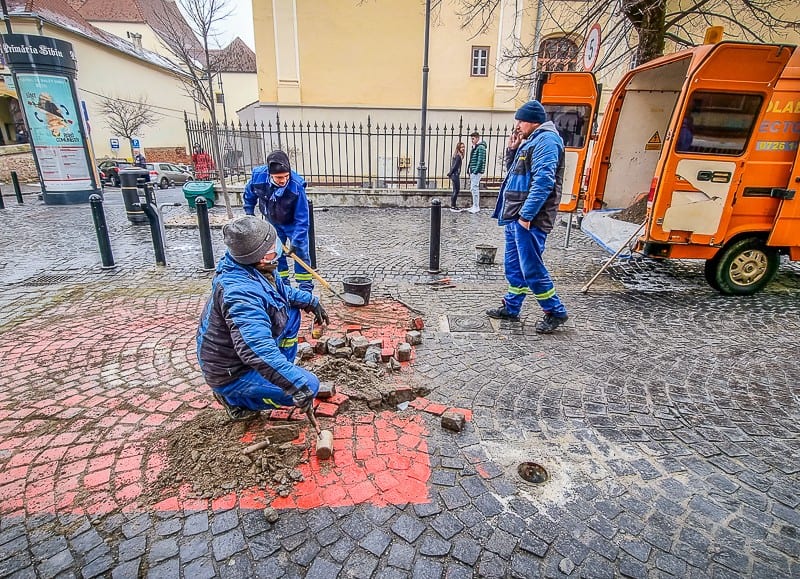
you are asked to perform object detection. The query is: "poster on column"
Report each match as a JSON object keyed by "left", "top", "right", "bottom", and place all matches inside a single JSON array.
[{"left": 16, "top": 72, "right": 92, "bottom": 191}]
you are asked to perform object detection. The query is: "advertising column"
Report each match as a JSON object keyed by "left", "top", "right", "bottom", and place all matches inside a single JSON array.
[{"left": 0, "top": 34, "right": 101, "bottom": 204}]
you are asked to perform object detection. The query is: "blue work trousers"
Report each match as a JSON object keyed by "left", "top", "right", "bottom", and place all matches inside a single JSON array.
[
  {"left": 502, "top": 222, "right": 567, "bottom": 317},
  {"left": 275, "top": 226, "right": 314, "bottom": 294},
  {"left": 212, "top": 308, "right": 319, "bottom": 410}
]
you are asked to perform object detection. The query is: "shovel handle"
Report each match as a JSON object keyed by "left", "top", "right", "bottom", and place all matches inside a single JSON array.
[{"left": 281, "top": 242, "right": 346, "bottom": 302}]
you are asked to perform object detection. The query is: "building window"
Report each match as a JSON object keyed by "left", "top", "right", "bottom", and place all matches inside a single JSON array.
[
  {"left": 471, "top": 46, "right": 489, "bottom": 77},
  {"left": 538, "top": 37, "right": 579, "bottom": 72}
]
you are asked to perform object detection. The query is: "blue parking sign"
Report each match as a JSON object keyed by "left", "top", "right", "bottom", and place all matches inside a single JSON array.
[
  {"left": 131, "top": 138, "right": 141, "bottom": 148},
  {"left": 110, "top": 138, "right": 119, "bottom": 149}
]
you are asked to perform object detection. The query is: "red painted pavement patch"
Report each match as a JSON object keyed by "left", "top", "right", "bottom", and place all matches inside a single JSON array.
[{"left": 0, "top": 295, "right": 443, "bottom": 517}]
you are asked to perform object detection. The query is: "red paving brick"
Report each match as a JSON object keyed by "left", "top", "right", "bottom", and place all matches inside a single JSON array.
[{"left": 0, "top": 297, "right": 435, "bottom": 516}]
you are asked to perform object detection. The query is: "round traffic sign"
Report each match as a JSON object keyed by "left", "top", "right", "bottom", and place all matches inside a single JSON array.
[{"left": 583, "top": 24, "right": 602, "bottom": 71}]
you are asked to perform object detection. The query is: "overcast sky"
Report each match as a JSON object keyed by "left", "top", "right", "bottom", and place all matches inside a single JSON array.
[{"left": 214, "top": 0, "right": 255, "bottom": 50}]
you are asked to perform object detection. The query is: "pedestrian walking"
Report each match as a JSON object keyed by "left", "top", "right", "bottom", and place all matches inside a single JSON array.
[
  {"left": 134, "top": 152, "right": 147, "bottom": 168},
  {"left": 242, "top": 150, "right": 314, "bottom": 293},
  {"left": 487, "top": 100, "right": 569, "bottom": 334},
  {"left": 447, "top": 142, "right": 465, "bottom": 211},
  {"left": 466, "top": 131, "right": 487, "bottom": 213},
  {"left": 196, "top": 216, "right": 329, "bottom": 421}
]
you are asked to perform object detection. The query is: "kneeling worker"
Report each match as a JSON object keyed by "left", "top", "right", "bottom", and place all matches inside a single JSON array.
[{"left": 196, "top": 216, "right": 330, "bottom": 421}]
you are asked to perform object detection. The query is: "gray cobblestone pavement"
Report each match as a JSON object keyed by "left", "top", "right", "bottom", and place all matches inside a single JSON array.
[{"left": 1, "top": 191, "right": 799, "bottom": 578}]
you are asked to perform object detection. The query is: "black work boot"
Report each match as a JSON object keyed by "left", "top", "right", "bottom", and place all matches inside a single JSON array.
[
  {"left": 534, "top": 313, "right": 568, "bottom": 334},
  {"left": 213, "top": 392, "right": 260, "bottom": 422},
  {"left": 486, "top": 305, "right": 520, "bottom": 321}
]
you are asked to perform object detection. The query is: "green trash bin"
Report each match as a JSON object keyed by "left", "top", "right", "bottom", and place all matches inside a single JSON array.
[{"left": 182, "top": 181, "right": 216, "bottom": 209}]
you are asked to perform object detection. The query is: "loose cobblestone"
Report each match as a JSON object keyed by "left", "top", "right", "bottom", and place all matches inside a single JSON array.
[{"left": 0, "top": 202, "right": 797, "bottom": 576}]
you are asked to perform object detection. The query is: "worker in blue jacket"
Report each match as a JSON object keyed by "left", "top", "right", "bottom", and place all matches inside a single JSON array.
[
  {"left": 243, "top": 150, "right": 314, "bottom": 293},
  {"left": 487, "top": 100, "right": 569, "bottom": 334},
  {"left": 196, "top": 216, "right": 329, "bottom": 421}
]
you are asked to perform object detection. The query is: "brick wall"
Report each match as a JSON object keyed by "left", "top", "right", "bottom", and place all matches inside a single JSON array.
[
  {"left": 144, "top": 147, "right": 191, "bottom": 164},
  {"left": 0, "top": 145, "right": 39, "bottom": 183}
]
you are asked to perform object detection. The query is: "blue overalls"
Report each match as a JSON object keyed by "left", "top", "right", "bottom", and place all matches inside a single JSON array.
[{"left": 492, "top": 122, "right": 568, "bottom": 318}]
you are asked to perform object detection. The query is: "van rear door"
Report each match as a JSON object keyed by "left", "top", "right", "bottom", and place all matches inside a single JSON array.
[
  {"left": 648, "top": 43, "right": 794, "bottom": 246},
  {"left": 768, "top": 151, "right": 800, "bottom": 254},
  {"left": 537, "top": 72, "right": 598, "bottom": 212}
]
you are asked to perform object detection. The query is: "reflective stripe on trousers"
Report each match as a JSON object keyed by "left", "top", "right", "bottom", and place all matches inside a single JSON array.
[{"left": 501, "top": 221, "right": 567, "bottom": 316}]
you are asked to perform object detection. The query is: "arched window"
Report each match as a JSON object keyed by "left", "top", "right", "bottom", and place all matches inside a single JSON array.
[{"left": 538, "top": 37, "right": 579, "bottom": 71}]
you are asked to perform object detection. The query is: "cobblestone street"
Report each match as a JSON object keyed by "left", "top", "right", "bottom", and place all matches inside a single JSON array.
[{"left": 1, "top": 190, "right": 798, "bottom": 578}]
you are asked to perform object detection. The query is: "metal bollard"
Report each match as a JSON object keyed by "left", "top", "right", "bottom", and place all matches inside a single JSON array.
[
  {"left": 428, "top": 198, "right": 441, "bottom": 273},
  {"left": 0, "top": 185, "right": 5, "bottom": 210},
  {"left": 137, "top": 201, "right": 167, "bottom": 266},
  {"left": 308, "top": 199, "right": 317, "bottom": 268},
  {"left": 196, "top": 197, "right": 215, "bottom": 270},
  {"left": 11, "top": 172, "right": 23, "bottom": 204},
  {"left": 89, "top": 194, "right": 115, "bottom": 268}
]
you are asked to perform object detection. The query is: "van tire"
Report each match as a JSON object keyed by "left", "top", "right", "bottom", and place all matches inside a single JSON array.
[
  {"left": 713, "top": 237, "right": 778, "bottom": 295},
  {"left": 703, "top": 256, "right": 721, "bottom": 292}
]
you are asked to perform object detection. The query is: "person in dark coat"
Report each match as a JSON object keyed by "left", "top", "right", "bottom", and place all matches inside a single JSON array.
[
  {"left": 196, "top": 216, "right": 329, "bottom": 421},
  {"left": 447, "top": 142, "right": 465, "bottom": 211}
]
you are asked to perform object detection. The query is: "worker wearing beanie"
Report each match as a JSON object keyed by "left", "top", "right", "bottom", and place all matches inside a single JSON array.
[
  {"left": 488, "top": 100, "right": 569, "bottom": 334},
  {"left": 243, "top": 150, "right": 314, "bottom": 293},
  {"left": 196, "top": 216, "right": 329, "bottom": 421}
]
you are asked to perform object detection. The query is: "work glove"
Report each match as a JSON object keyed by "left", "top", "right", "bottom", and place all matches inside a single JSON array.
[
  {"left": 283, "top": 240, "right": 294, "bottom": 256},
  {"left": 311, "top": 302, "right": 330, "bottom": 326},
  {"left": 291, "top": 385, "right": 314, "bottom": 412}
]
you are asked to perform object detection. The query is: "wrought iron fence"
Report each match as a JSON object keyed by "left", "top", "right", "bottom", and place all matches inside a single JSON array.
[{"left": 185, "top": 114, "right": 514, "bottom": 189}]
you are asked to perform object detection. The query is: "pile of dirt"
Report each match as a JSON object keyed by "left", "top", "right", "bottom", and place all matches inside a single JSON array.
[
  {"left": 612, "top": 195, "right": 648, "bottom": 224},
  {"left": 306, "top": 356, "right": 429, "bottom": 410},
  {"left": 145, "top": 410, "right": 310, "bottom": 504}
]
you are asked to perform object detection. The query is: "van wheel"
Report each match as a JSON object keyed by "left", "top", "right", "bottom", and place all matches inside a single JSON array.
[
  {"left": 713, "top": 238, "right": 778, "bottom": 295},
  {"left": 703, "top": 256, "right": 721, "bottom": 292}
]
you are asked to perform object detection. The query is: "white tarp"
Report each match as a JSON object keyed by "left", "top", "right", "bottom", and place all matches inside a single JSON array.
[{"left": 581, "top": 210, "right": 643, "bottom": 257}]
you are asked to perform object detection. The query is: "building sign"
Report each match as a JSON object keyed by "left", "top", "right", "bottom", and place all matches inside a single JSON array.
[
  {"left": 110, "top": 138, "right": 120, "bottom": 149},
  {"left": 16, "top": 73, "right": 92, "bottom": 191},
  {"left": 1, "top": 36, "right": 78, "bottom": 72}
]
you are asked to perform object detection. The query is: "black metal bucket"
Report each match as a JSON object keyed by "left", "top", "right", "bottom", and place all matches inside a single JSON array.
[{"left": 342, "top": 276, "right": 372, "bottom": 306}]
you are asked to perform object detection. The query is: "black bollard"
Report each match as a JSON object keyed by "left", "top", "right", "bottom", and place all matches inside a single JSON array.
[
  {"left": 137, "top": 202, "right": 167, "bottom": 266},
  {"left": 0, "top": 184, "right": 5, "bottom": 210},
  {"left": 428, "top": 198, "right": 441, "bottom": 273},
  {"left": 89, "top": 194, "right": 115, "bottom": 268},
  {"left": 196, "top": 197, "right": 215, "bottom": 270},
  {"left": 11, "top": 172, "right": 23, "bottom": 204},
  {"left": 308, "top": 199, "right": 317, "bottom": 268}
]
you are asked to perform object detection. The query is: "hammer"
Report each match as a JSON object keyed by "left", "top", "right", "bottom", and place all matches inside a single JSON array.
[{"left": 305, "top": 406, "right": 334, "bottom": 460}]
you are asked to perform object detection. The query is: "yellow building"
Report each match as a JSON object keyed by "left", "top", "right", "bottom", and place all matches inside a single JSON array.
[
  {"left": 3, "top": 0, "right": 200, "bottom": 160},
  {"left": 243, "top": 0, "right": 642, "bottom": 127}
]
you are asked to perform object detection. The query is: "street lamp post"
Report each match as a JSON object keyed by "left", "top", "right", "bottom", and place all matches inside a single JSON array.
[{"left": 416, "top": 0, "right": 431, "bottom": 189}]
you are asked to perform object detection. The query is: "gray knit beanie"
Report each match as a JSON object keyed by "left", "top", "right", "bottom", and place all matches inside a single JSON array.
[{"left": 222, "top": 216, "right": 278, "bottom": 265}]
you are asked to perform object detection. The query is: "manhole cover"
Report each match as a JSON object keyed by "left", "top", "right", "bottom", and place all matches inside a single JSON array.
[
  {"left": 447, "top": 315, "right": 494, "bottom": 333},
  {"left": 18, "top": 274, "right": 74, "bottom": 286},
  {"left": 517, "top": 462, "right": 548, "bottom": 484}
]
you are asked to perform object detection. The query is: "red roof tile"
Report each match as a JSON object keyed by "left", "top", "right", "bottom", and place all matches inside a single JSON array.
[{"left": 210, "top": 37, "right": 256, "bottom": 73}]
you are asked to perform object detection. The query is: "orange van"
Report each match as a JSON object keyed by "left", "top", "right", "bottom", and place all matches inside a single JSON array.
[{"left": 540, "top": 41, "right": 800, "bottom": 295}]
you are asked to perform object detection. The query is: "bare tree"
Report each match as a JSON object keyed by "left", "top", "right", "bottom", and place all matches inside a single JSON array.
[
  {"left": 457, "top": 0, "right": 798, "bottom": 84},
  {"left": 151, "top": 0, "right": 235, "bottom": 218},
  {"left": 100, "top": 95, "right": 160, "bottom": 159}
]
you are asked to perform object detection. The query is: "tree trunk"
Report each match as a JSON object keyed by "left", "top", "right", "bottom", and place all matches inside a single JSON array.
[{"left": 623, "top": 0, "right": 667, "bottom": 65}]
